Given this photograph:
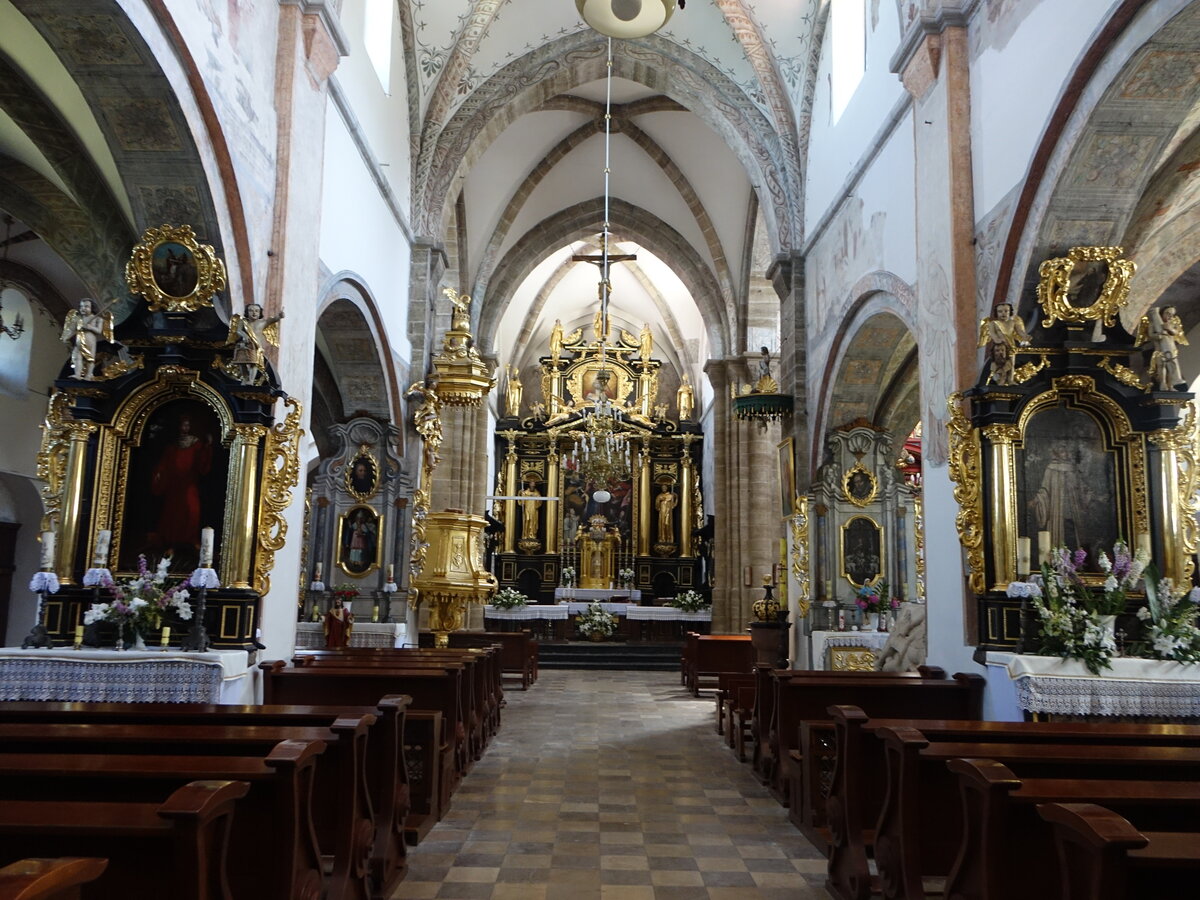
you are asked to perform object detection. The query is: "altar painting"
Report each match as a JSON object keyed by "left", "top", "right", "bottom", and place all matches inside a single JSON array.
[{"left": 561, "top": 457, "right": 633, "bottom": 546}]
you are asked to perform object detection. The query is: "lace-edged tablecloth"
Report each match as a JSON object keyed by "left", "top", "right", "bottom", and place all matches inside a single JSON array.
[
  {"left": 485, "top": 604, "right": 710, "bottom": 622},
  {"left": 1006, "top": 654, "right": 1200, "bottom": 718},
  {"left": 295, "top": 621, "right": 407, "bottom": 648},
  {"left": 0, "top": 647, "right": 253, "bottom": 703}
]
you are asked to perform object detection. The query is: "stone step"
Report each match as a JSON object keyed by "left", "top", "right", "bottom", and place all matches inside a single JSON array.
[{"left": 538, "top": 642, "right": 682, "bottom": 671}]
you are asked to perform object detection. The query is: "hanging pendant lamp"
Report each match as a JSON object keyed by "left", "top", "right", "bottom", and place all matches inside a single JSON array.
[{"left": 576, "top": 0, "right": 676, "bottom": 38}]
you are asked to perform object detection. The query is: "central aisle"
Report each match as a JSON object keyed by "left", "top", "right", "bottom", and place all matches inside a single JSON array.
[{"left": 392, "top": 669, "right": 832, "bottom": 899}]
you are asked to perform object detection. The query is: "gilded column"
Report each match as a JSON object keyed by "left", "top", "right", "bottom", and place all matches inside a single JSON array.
[
  {"left": 546, "top": 452, "right": 561, "bottom": 554},
  {"left": 56, "top": 421, "right": 97, "bottom": 583},
  {"left": 501, "top": 432, "right": 518, "bottom": 554},
  {"left": 637, "top": 439, "right": 652, "bottom": 556},
  {"left": 223, "top": 425, "right": 266, "bottom": 589},
  {"left": 983, "top": 424, "right": 1020, "bottom": 589},
  {"left": 679, "top": 439, "right": 695, "bottom": 557}
]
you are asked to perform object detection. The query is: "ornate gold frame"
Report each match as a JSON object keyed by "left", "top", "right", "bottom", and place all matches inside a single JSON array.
[
  {"left": 1036, "top": 246, "right": 1134, "bottom": 329},
  {"left": 565, "top": 358, "right": 635, "bottom": 409},
  {"left": 344, "top": 446, "right": 379, "bottom": 501},
  {"left": 125, "top": 224, "right": 227, "bottom": 313},
  {"left": 840, "top": 514, "right": 884, "bottom": 588},
  {"left": 842, "top": 462, "right": 878, "bottom": 507},
  {"left": 337, "top": 503, "right": 382, "bottom": 578}
]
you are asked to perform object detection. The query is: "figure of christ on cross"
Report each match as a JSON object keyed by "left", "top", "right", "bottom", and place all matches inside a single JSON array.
[{"left": 572, "top": 249, "right": 637, "bottom": 343}]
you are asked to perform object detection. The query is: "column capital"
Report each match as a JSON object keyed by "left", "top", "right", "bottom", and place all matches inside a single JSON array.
[
  {"left": 766, "top": 252, "right": 804, "bottom": 303},
  {"left": 279, "top": 1, "right": 350, "bottom": 57},
  {"left": 891, "top": 0, "right": 981, "bottom": 93}
]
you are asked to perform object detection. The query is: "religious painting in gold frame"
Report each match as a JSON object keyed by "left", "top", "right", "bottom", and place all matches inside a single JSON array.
[
  {"left": 842, "top": 462, "right": 877, "bottom": 507},
  {"left": 338, "top": 504, "right": 381, "bottom": 578},
  {"left": 777, "top": 437, "right": 795, "bottom": 518},
  {"left": 125, "top": 224, "right": 227, "bottom": 313},
  {"left": 564, "top": 358, "right": 634, "bottom": 409},
  {"left": 840, "top": 515, "right": 883, "bottom": 588},
  {"left": 344, "top": 448, "right": 379, "bottom": 501}
]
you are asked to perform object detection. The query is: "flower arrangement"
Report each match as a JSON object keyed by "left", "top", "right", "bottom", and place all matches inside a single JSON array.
[
  {"left": 492, "top": 586, "right": 529, "bottom": 610},
  {"left": 669, "top": 589, "right": 710, "bottom": 613},
  {"left": 1135, "top": 571, "right": 1200, "bottom": 663},
  {"left": 561, "top": 566, "right": 576, "bottom": 587},
  {"left": 332, "top": 584, "right": 360, "bottom": 602},
  {"left": 576, "top": 601, "right": 617, "bottom": 638},
  {"left": 618, "top": 567, "right": 635, "bottom": 587},
  {"left": 854, "top": 580, "right": 898, "bottom": 616},
  {"left": 83, "top": 555, "right": 193, "bottom": 642}
]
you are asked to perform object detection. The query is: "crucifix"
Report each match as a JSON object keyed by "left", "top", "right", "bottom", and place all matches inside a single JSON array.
[{"left": 572, "top": 248, "right": 637, "bottom": 343}]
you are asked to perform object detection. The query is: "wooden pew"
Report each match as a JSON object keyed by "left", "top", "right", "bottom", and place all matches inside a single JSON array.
[
  {"left": 261, "top": 663, "right": 462, "bottom": 816},
  {"left": 0, "top": 780, "right": 248, "bottom": 900},
  {"left": 715, "top": 671, "right": 755, "bottom": 740},
  {"left": 0, "top": 699, "right": 412, "bottom": 899},
  {"left": 869, "top": 727, "right": 1200, "bottom": 900},
  {"left": 0, "top": 857, "right": 108, "bottom": 900},
  {"left": 421, "top": 630, "right": 534, "bottom": 691},
  {"left": 687, "top": 635, "right": 754, "bottom": 696},
  {"left": 0, "top": 720, "right": 373, "bottom": 900},
  {"left": 1038, "top": 801, "right": 1200, "bottom": 900}
]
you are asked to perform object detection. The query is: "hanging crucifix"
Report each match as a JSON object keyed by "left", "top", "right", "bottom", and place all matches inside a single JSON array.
[{"left": 572, "top": 248, "right": 636, "bottom": 343}]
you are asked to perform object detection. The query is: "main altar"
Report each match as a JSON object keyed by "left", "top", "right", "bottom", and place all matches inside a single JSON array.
[{"left": 492, "top": 319, "right": 706, "bottom": 602}]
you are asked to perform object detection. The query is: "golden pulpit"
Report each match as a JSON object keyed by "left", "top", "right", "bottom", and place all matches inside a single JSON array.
[{"left": 410, "top": 511, "right": 497, "bottom": 646}]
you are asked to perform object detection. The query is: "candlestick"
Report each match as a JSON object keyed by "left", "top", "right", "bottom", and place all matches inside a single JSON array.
[
  {"left": 161, "top": 626, "right": 171, "bottom": 648},
  {"left": 199, "top": 527, "right": 214, "bottom": 567},
  {"left": 93, "top": 529, "right": 112, "bottom": 566},
  {"left": 40, "top": 531, "right": 55, "bottom": 570},
  {"left": 1016, "top": 537, "right": 1031, "bottom": 576}
]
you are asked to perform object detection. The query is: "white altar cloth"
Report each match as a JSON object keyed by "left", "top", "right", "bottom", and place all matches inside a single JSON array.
[
  {"left": 624, "top": 606, "right": 712, "bottom": 622},
  {"left": 483, "top": 604, "right": 710, "bottom": 622},
  {"left": 295, "top": 621, "right": 407, "bottom": 649},
  {"left": 1003, "top": 653, "right": 1200, "bottom": 718},
  {"left": 810, "top": 630, "right": 891, "bottom": 669},
  {"left": 553, "top": 588, "right": 641, "bottom": 602},
  {"left": 0, "top": 647, "right": 255, "bottom": 704},
  {"left": 483, "top": 605, "right": 570, "bottom": 620}
]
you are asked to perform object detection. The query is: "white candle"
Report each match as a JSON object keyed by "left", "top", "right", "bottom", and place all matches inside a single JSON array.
[
  {"left": 1037, "top": 530, "right": 1051, "bottom": 564},
  {"left": 386, "top": 563, "right": 395, "bottom": 581},
  {"left": 1136, "top": 532, "right": 1152, "bottom": 558},
  {"left": 93, "top": 529, "right": 112, "bottom": 566},
  {"left": 161, "top": 626, "right": 171, "bottom": 647},
  {"left": 314, "top": 561, "right": 323, "bottom": 581},
  {"left": 74, "top": 625, "right": 84, "bottom": 648},
  {"left": 40, "top": 531, "right": 55, "bottom": 570},
  {"left": 372, "top": 605, "right": 380, "bottom": 622},
  {"left": 200, "top": 527, "right": 214, "bottom": 567},
  {"left": 1016, "top": 537, "right": 1031, "bottom": 576}
]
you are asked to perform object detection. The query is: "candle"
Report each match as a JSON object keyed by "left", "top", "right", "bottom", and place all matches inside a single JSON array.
[
  {"left": 199, "top": 527, "right": 214, "bottom": 567},
  {"left": 161, "top": 626, "right": 171, "bottom": 648},
  {"left": 386, "top": 563, "right": 394, "bottom": 581},
  {"left": 93, "top": 529, "right": 112, "bottom": 566},
  {"left": 74, "top": 625, "right": 84, "bottom": 649},
  {"left": 314, "top": 561, "right": 323, "bottom": 581},
  {"left": 372, "top": 605, "right": 380, "bottom": 623},
  {"left": 1136, "top": 532, "right": 1152, "bottom": 558},
  {"left": 1016, "top": 537, "right": 1031, "bottom": 576},
  {"left": 1037, "top": 530, "right": 1051, "bottom": 564},
  {"left": 837, "top": 608, "right": 846, "bottom": 631},
  {"left": 40, "top": 531, "right": 55, "bottom": 569},
  {"left": 824, "top": 580, "right": 832, "bottom": 599}
]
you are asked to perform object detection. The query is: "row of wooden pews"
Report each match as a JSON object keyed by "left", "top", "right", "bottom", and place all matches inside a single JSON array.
[
  {"left": 824, "top": 705, "right": 1200, "bottom": 900},
  {"left": 682, "top": 633, "right": 754, "bottom": 696},
  {"left": 0, "top": 639, "right": 514, "bottom": 900},
  {"left": 0, "top": 857, "right": 109, "bottom": 900}
]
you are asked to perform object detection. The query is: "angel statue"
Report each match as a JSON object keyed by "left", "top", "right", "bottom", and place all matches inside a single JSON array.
[
  {"left": 227, "top": 303, "right": 284, "bottom": 385},
  {"left": 978, "top": 301, "right": 1032, "bottom": 386},
  {"left": 1137, "top": 305, "right": 1188, "bottom": 392},
  {"left": 445, "top": 287, "right": 471, "bottom": 332},
  {"left": 60, "top": 298, "right": 113, "bottom": 380}
]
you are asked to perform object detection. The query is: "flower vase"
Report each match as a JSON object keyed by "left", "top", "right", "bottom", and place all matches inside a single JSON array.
[
  {"left": 589, "top": 631, "right": 604, "bottom": 642},
  {"left": 866, "top": 612, "right": 879, "bottom": 631},
  {"left": 1099, "top": 614, "right": 1117, "bottom": 644},
  {"left": 115, "top": 619, "right": 126, "bottom": 651},
  {"left": 131, "top": 631, "right": 147, "bottom": 651}
]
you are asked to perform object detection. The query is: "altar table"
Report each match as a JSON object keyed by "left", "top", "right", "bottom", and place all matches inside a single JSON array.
[
  {"left": 810, "top": 630, "right": 891, "bottom": 671},
  {"left": 553, "top": 588, "right": 642, "bottom": 603},
  {"left": 0, "top": 647, "right": 256, "bottom": 704},
  {"left": 295, "top": 621, "right": 407, "bottom": 649},
  {"left": 484, "top": 603, "right": 711, "bottom": 641}
]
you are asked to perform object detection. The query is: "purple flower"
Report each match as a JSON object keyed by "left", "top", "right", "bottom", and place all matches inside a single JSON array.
[{"left": 1072, "top": 549, "right": 1088, "bottom": 570}]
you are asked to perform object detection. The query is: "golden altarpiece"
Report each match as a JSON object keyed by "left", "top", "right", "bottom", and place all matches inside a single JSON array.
[
  {"left": 949, "top": 247, "right": 1199, "bottom": 656},
  {"left": 33, "top": 225, "right": 302, "bottom": 649},
  {"left": 493, "top": 322, "right": 705, "bottom": 601}
]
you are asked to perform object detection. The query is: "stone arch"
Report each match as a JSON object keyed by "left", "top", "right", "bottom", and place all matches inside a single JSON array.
[
  {"left": 314, "top": 274, "right": 404, "bottom": 461},
  {"left": 811, "top": 275, "right": 918, "bottom": 480},
  {"left": 478, "top": 198, "right": 732, "bottom": 360},
  {"left": 414, "top": 31, "right": 799, "bottom": 256},
  {"left": 995, "top": 0, "right": 1199, "bottom": 319}
]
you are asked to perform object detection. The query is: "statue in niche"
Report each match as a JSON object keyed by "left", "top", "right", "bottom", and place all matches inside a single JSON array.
[
  {"left": 61, "top": 298, "right": 113, "bottom": 380},
  {"left": 1137, "top": 306, "right": 1188, "bottom": 392},
  {"left": 677, "top": 373, "right": 695, "bottom": 420},
  {"left": 655, "top": 483, "right": 678, "bottom": 545},
  {"left": 978, "top": 301, "right": 1032, "bottom": 386},
  {"left": 519, "top": 482, "right": 541, "bottom": 542}
]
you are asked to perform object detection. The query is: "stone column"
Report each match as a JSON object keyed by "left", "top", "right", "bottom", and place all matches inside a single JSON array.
[
  {"left": 260, "top": 0, "right": 345, "bottom": 656},
  {"left": 893, "top": 2, "right": 981, "bottom": 654},
  {"left": 770, "top": 252, "right": 809, "bottom": 486}
]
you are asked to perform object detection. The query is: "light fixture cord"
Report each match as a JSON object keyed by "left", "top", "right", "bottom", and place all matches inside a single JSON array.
[{"left": 600, "top": 35, "right": 614, "bottom": 369}]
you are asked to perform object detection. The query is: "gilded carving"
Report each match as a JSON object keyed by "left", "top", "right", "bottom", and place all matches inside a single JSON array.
[
  {"left": 1036, "top": 246, "right": 1135, "bottom": 328},
  {"left": 1149, "top": 404, "right": 1200, "bottom": 585},
  {"left": 913, "top": 495, "right": 926, "bottom": 602},
  {"left": 36, "top": 392, "right": 73, "bottom": 530},
  {"left": 254, "top": 397, "right": 303, "bottom": 596},
  {"left": 981, "top": 424, "right": 1022, "bottom": 445},
  {"left": 125, "top": 224, "right": 227, "bottom": 313},
  {"left": 1097, "top": 356, "right": 1149, "bottom": 391},
  {"left": 790, "top": 495, "right": 811, "bottom": 618},
  {"left": 946, "top": 393, "right": 986, "bottom": 595},
  {"left": 1011, "top": 354, "right": 1050, "bottom": 384}
]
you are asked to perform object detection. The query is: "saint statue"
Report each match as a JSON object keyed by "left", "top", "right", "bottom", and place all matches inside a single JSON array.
[
  {"left": 639, "top": 323, "right": 653, "bottom": 363},
  {"left": 505, "top": 364, "right": 523, "bottom": 417},
  {"left": 655, "top": 484, "right": 678, "bottom": 545},
  {"left": 563, "top": 508, "right": 580, "bottom": 544},
  {"left": 677, "top": 373, "right": 695, "bottom": 420},
  {"left": 519, "top": 482, "right": 541, "bottom": 541},
  {"left": 407, "top": 375, "right": 443, "bottom": 475},
  {"left": 1138, "top": 306, "right": 1188, "bottom": 392},
  {"left": 228, "top": 303, "right": 285, "bottom": 385},
  {"left": 549, "top": 319, "right": 564, "bottom": 362},
  {"left": 593, "top": 306, "right": 609, "bottom": 344},
  {"left": 978, "top": 302, "right": 1032, "bottom": 386},
  {"left": 61, "top": 298, "right": 113, "bottom": 381},
  {"left": 324, "top": 597, "right": 354, "bottom": 648}
]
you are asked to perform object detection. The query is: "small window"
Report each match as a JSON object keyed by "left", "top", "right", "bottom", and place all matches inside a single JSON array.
[
  {"left": 830, "top": 0, "right": 866, "bottom": 123},
  {"left": 364, "top": 0, "right": 393, "bottom": 94}
]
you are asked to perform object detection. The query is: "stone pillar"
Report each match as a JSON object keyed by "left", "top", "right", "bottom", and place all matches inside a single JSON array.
[
  {"left": 704, "top": 359, "right": 782, "bottom": 633},
  {"left": 260, "top": 0, "right": 345, "bottom": 658},
  {"left": 894, "top": 2, "right": 981, "bottom": 653},
  {"left": 770, "top": 252, "right": 809, "bottom": 486},
  {"left": 407, "top": 241, "right": 448, "bottom": 380}
]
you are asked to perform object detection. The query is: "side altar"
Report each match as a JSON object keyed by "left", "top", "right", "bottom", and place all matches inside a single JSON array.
[{"left": 493, "top": 320, "right": 706, "bottom": 603}]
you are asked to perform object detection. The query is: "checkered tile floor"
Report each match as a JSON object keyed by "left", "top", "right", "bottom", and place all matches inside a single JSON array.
[{"left": 390, "top": 669, "right": 832, "bottom": 899}]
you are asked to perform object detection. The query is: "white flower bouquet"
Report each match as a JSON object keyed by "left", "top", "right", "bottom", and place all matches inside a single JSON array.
[
  {"left": 492, "top": 587, "right": 529, "bottom": 610},
  {"left": 576, "top": 602, "right": 617, "bottom": 638},
  {"left": 669, "top": 590, "right": 709, "bottom": 613}
]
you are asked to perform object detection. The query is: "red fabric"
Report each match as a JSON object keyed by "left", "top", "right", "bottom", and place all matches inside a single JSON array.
[{"left": 151, "top": 438, "right": 213, "bottom": 546}]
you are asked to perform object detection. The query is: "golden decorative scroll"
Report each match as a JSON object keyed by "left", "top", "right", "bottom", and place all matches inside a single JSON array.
[
  {"left": 1097, "top": 356, "right": 1148, "bottom": 392},
  {"left": 36, "top": 392, "right": 73, "bottom": 531},
  {"left": 946, "top": 392, "right": 986, "bottom": 594},
  {"left": 1011, "top": 354, "right": 1050, "bottom": 384},
  {"left": 913, "top": 495, "right": 926, "bottom": 602},
  {"left": 254, "top": 396, "right": 303, "bottom": 596},
  {"left": 407, "top": 379, "right": 445, "bottom": 601},
  {"left": 829, "top": 646, "right": 877, "bottom": 672},
  {"left": 1036, "top": 246, "right": 1134, "bottom": 328},
  {"left": 790, "top": 495, "right": 811, "bottom": 618},
  {"left": 1148, "top": 403, "right": 1199, "bottom": 585},
  {"left": 125, "top": 224, "right": 226, "bottom": 313}
]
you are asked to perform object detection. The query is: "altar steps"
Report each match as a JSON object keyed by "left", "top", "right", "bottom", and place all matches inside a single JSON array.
[{"left": 538, "top": 642, "right": 681, "bottom": 671}]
